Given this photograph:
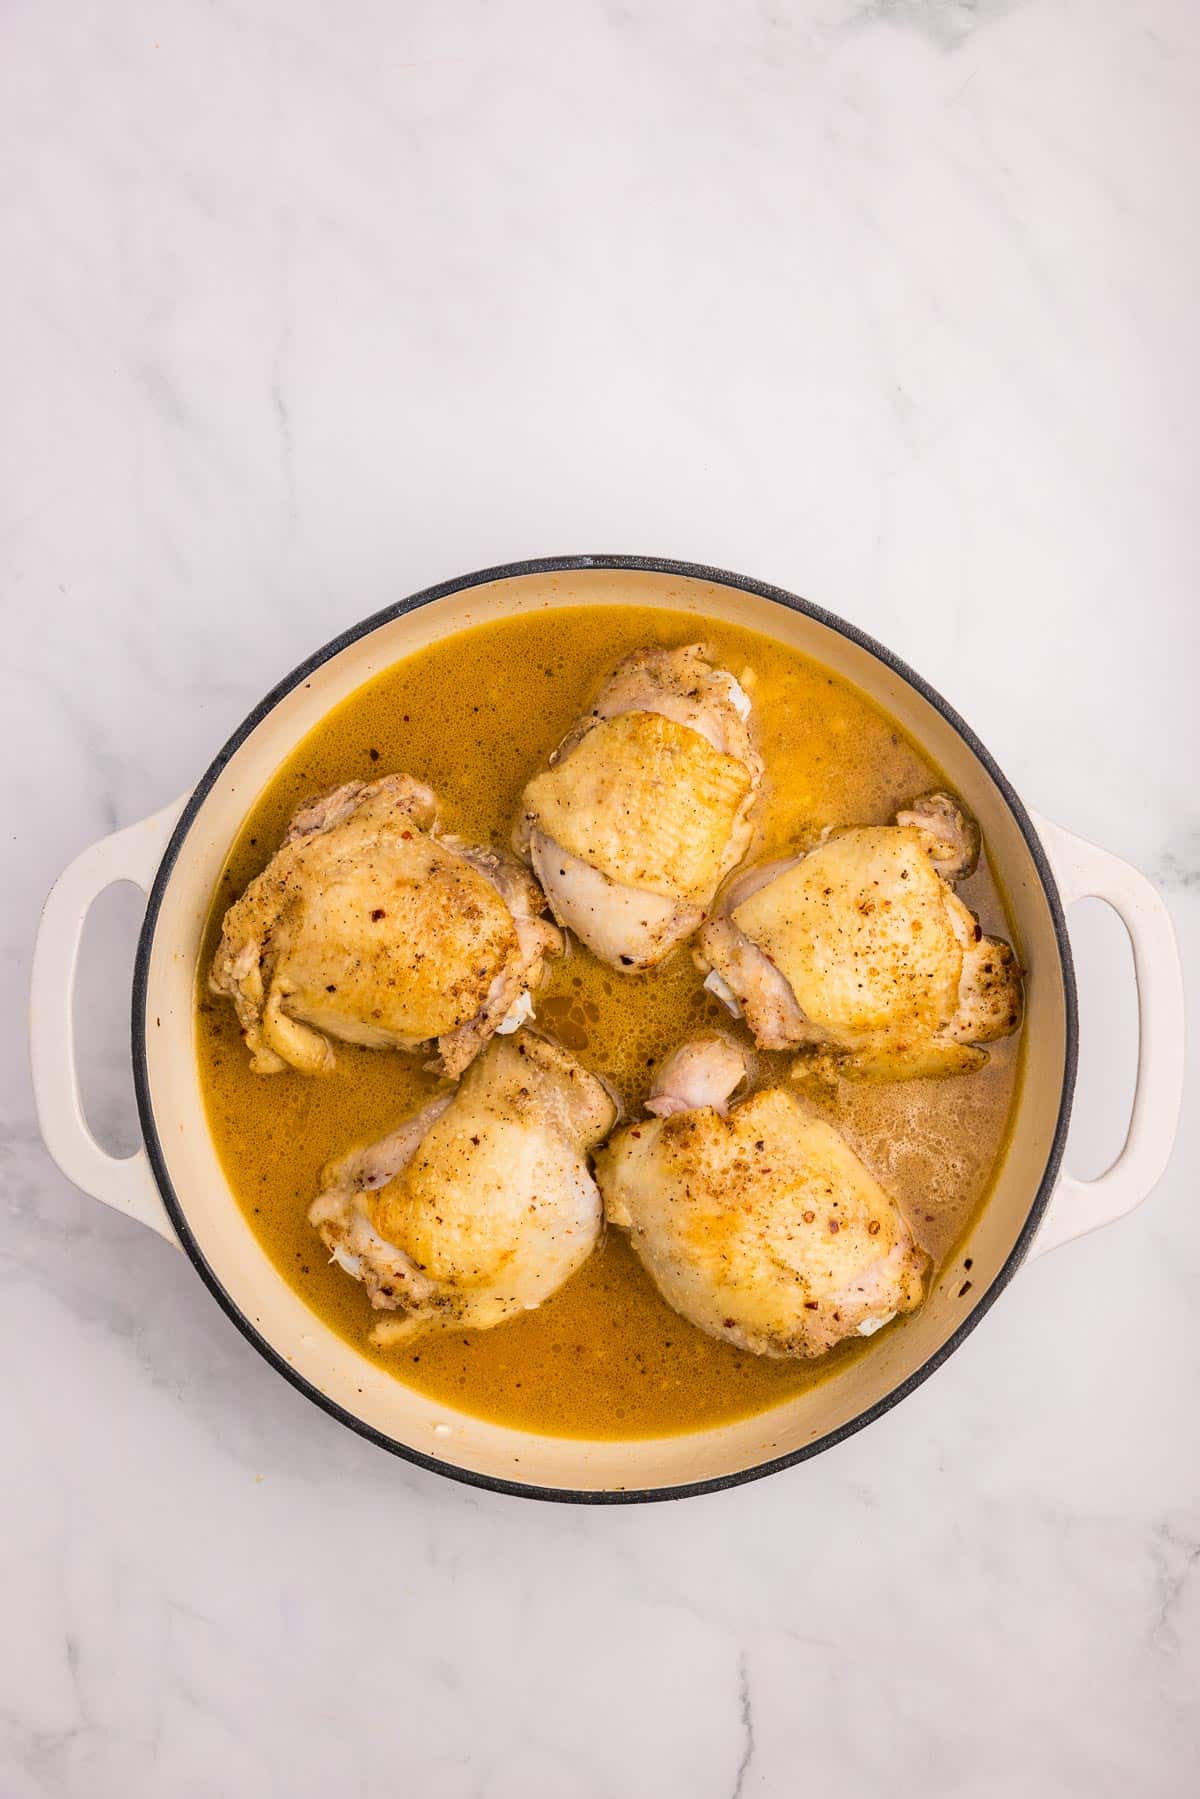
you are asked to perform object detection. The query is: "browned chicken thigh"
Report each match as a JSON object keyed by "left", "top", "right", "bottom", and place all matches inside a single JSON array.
[
  {"left": 514, "top": 645, "right": 762, "bottom": 970},
  {"left": 310, "top": 1031, "right": 617, "bottom": 1342},
  {"left": 596, "top": 1038, "right": 928, "bottom": 1357},
  {"left": 210, "top": 773, "right": 560, "bottom": 1077},
  {"left": 696, "top": 792, "right": 1022, "bottom": 1079}
]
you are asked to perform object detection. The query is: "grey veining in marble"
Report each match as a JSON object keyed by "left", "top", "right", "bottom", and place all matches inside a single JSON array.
[{"left": 3, "top": 1, "right": 1197, "bottom": 1794}]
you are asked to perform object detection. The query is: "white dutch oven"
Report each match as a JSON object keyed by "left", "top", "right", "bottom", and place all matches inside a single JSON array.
[{"left": 30, "top": 559, "right": 1185, "bottom": 1502}]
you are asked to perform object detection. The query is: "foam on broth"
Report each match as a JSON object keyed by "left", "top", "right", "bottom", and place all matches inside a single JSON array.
[{"left": 196, "top": 607, "right": 1021, "bottom": 1438}]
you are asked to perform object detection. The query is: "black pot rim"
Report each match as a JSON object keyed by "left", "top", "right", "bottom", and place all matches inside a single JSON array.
[{"left": 131, "top": 554, "right": 1078, "bottom": 1505}]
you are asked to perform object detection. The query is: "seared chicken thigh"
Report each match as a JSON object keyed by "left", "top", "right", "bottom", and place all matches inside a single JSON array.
[
  {"left": 697, "top": 792, "right": 1021, "bottom": 1078},
  {"left": 596, "top": 1038, "right": 928, "bottom": 1357},
  {"left": 310, "top": 1031, "right": 616, "bottom": 1341},
  {"left": 515, "top": 645, "right": 762, "bottom": 970},
  {"left": 211, "top": 774, "right": 560, "bottom": 1078}
]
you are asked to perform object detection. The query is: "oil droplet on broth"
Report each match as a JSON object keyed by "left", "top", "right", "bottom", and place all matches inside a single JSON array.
[{"left": 195, "top": 606, "right": 1022, "bottom": 1440}]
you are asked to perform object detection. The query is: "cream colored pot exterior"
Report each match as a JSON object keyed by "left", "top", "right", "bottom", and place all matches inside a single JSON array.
[{"left": 31, "top": 561, "right": 1186, "bottom": 1500}]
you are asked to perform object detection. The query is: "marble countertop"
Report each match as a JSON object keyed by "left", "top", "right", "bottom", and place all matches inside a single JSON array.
[{"left": 4, "top": 1, "right": 1197, "bottom": 1793}]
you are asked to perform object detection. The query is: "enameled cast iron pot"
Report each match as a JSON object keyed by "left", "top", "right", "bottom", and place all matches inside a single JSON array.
[{"left": 31, "top": 558, "right": 1185, "bottom": 1503}]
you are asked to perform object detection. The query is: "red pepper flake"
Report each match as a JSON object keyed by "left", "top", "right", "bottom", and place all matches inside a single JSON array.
[
  {"left": 958, "top": 1279, "right": 973, "bottom": 1297},
  {"left": 803, "top": 1209, "right": 815, "bottom": 1224},
  {"left": 371, "top": 908, "right": 386, "bottom": 921},
  {"left": 867, "top": 1220, "right": 880, "bottom": 1235},
  {"left": 828, "top": 1219, "right": 840, "bottom": 1234},
  {"left": 368, "top": 748, "right": 380, "bottom": 761},
  {"left": 804, "top": 1300, "right": 818, "bottom": 1310}
]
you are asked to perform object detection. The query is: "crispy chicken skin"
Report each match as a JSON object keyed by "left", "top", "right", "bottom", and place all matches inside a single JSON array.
[
  {"left": 309, "top": 1031, "right": 617, "bottom": 1342},
  {"left": 596, "top": 1037, "right": 928, "bottom": 1357},
  {"left": 210, "top": 773, "right": 561, "bottom": 1078},
  {"left": 696, "top": 791, "right": 1022, "bottom": 1079},
  {"left": 514, "top": 645, "right": 762, "bottom": 970}
]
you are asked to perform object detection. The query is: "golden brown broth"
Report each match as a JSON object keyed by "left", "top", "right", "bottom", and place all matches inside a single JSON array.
[{"left": 196, "top": 607, "right": 1021, "bottom": 1438}]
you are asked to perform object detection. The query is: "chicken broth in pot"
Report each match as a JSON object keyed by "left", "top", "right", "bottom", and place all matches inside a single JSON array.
[{"left": 196, "top": 607, "right": 1022, "bottom": 1438}]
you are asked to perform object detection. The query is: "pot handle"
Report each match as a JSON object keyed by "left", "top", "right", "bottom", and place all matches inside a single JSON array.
[
  {"left": 1028, "top": 811, "right": 1185, "bottom": 1258},
  {"left": 30, "top": 800, "right": 189, "bottom": 1245}
]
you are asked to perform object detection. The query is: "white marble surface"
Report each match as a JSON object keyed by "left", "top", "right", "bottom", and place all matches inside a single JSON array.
[{"left": 4, "top": 0, "right": 1198, "bottom": 1792}]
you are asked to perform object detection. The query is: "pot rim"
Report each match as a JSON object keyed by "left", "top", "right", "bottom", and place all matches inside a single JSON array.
[{"left": 131, "top": 554, "right": 1079, "bottom": 1504}]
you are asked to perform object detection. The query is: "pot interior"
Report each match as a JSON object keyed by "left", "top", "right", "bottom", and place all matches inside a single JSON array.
[{"left": 139, "top": 565, "right": 1070, "bottom": 1497}]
